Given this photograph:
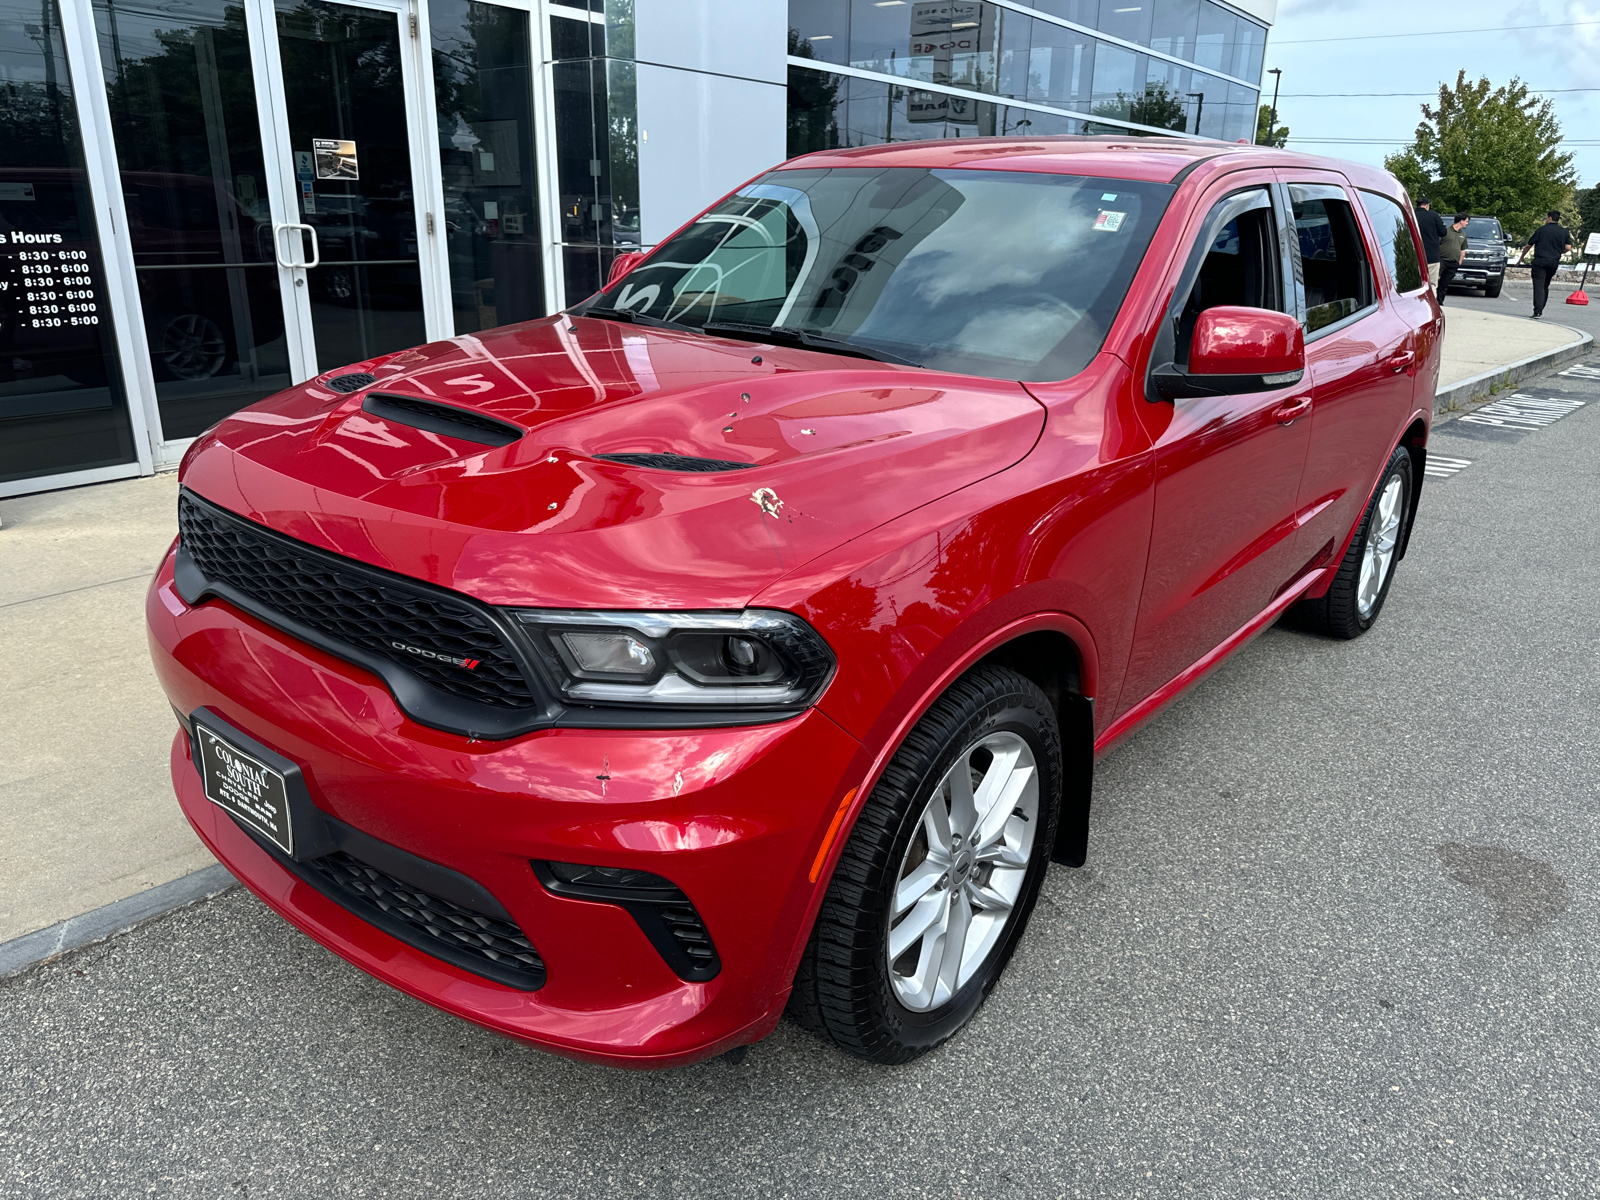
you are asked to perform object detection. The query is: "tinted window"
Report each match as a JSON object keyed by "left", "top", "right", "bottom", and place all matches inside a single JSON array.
[
  {"left": 1172, "top": 188, "right": 1282, "bottom": 365},
  {"left": 1290, "top": 185, "right": 1376, "bottom": 332},
  {"left": 588, "top": 167, "right": 1174, "bottom": 382},
  {"left": 1359, "top": 190, "right": 1425, "bottom": 295},
  {"left": 1465, "top": 217, "right": 1502, "bottom": 239}
]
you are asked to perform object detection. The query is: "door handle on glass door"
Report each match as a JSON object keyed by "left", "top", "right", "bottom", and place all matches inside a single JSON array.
[
  {"left": 1386, "top": 349, "right": 1416, "bottom": 374},
  {"left": 1274, "top": 395, "right": 1313, "bottom": 425},
  {"left": 272, "top": 222, "right": 320, "bottom": 270}
]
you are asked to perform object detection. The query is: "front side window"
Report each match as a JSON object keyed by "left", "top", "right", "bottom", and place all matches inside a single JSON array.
[
  {"left": 1159, "top": 187, "right": 1283, "bottom": 370},
  {"left": 584, "top": 167, "right": 1175, "bottom": 382},
  {"left": 1289, "top": 185, "right": 1376, "bottom": 333},
  {"left": 1358, "top": 190, "right": 1425, "bottom": 295}
]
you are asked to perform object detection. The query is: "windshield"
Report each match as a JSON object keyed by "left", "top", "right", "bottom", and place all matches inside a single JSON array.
[
  {"left": 1465, "top": 218, "right": 1502, "bottom": 239},
  {"left": 581, "top": 167, "right": 1175, "bottom": 382}
]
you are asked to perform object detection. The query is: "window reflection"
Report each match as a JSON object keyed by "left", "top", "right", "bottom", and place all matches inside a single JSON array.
[
  {"left": 94, "top": 0, "right": 289, "bottom": 440},
  {"left": 431, "top": 0, "right": 545, "bottom": 333},
  {"left": 0, "top": 0, "right": 137, "bottom": 485},
  {"left": 550, "top": 8, "right": 637, "bottom": 306},
  {"left": 276, "top": 0, "right": 427, "bottom": 370}
]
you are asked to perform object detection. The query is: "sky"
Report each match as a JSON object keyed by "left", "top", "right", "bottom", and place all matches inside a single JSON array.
[{"left": 1265, "top": 0, "right": 1600, "bottom": 189}]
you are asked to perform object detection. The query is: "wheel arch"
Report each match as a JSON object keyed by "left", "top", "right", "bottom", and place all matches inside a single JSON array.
[
  {"left": 782, "top": 614, "right": 1100, "bottom": 1002},
  {"left": 1396, "top": 417, "right": 1429, "bottom": 561}
]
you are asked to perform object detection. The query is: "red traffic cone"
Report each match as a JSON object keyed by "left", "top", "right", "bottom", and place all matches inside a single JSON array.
[{"left": 1566, "top": 289, "right": 1589, "bottom": 305}]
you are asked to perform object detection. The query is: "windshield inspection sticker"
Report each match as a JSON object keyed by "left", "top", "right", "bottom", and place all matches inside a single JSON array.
[
  {"left": 1093, "top": 210, "right": 1126, "bottom": 232},
  {"left": 1101, "top": 193, "right": 1118, "bottom": 201}
]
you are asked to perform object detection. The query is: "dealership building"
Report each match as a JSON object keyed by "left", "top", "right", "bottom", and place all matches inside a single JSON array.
[{"left": 0, "top": 0, "right": 1274, "bottom": 498}]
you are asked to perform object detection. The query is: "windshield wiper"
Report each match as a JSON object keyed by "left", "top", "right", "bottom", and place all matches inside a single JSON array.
[
  {"left": 700, "top": 321, "right": 921, "bottom": 368},
  {"left": 581, "top": 306, "right": 697, "bottom": 332}
]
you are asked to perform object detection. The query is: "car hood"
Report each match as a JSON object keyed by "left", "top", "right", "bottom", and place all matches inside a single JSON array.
[{"left": 181, "top": 315, "right": 1046, "bottom": 609}]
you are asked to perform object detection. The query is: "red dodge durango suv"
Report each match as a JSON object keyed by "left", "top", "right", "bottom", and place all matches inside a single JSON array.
[{"left": 147, "top": 138, "right": 1441, "bottom": 1067}]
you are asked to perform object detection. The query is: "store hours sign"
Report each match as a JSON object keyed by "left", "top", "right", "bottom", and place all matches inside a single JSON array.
[{"left": 0, "top": 230, "right": 101, "bottom": 336}]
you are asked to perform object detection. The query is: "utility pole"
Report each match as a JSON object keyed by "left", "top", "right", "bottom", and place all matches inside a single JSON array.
[
  {"left": 1187, "top": 92, "right": 1204, "bottom": 136},
  {"left": 1263, "top": 67, "right": 1283, "bottom": 146}
]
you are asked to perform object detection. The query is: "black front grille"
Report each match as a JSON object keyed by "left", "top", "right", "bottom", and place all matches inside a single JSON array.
[
  {"left": 178, "top": 492, "right": 538, "bottom": 710},
  {"left": 305, "top": 852, "right": 546, "bottom": 990}
]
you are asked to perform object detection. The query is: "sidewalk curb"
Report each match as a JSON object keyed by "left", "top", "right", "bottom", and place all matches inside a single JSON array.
[
  {"left": 0, "top": 864, "right": 237, "bottom": 979},
  {"left": 1435, "top": 326, "right": 1593, "bottom": 416}
]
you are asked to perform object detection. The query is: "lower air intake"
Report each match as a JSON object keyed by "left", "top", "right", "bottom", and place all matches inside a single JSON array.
[{"left": 305, "top": 851, "right": 546, "bottom": 990}]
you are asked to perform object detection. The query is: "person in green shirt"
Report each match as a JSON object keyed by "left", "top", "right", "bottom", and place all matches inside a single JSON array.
[{"left": 1437, "top": 214, "right": 1469, "bottom": 297}]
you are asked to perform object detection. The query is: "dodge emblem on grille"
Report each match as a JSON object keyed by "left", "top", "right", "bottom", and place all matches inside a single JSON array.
[{"left": 391, "top": 641, "right": 481, "bottom": 670}]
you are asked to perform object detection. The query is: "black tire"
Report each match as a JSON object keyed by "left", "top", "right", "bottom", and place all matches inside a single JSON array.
[
  {"left": 788, "top": 664, "right": 1062, "bottom": 1064},
  {"left": 1486, "top": 279, "right": 1503, "bottom": 298},
  {"left": 1289, "top": 444, "right": 1413, "bottom": 639}
]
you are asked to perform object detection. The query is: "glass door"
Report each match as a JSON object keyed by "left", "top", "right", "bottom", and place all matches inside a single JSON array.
[{"left": 257, "top": 0, "right": 439, "bottom": 378}]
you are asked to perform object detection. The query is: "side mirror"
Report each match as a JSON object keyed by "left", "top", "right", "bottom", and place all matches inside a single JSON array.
[
  {"left": 606, "top": 250, "right": 646, "bottom": 287},
  {"left": 1150, "top": 306, "right": 1306, "bottom": 401}
]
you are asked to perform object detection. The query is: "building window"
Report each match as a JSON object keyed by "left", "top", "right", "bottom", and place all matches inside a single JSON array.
[
  {"left": 431, "top": 0, "right": 545, "bottom": 334},
  {"left": 1, "top": 0, "right": 138, "bottom": 486}
]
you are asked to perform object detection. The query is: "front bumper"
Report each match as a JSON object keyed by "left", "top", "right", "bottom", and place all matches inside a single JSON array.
[
  {"left": 1454, "top": 263, "right": 1505, "bottom": 286},
  {"left": 148, "top": 549, "right": 861, "bottom": 1068}
]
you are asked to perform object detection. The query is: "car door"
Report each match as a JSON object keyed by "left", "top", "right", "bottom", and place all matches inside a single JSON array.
[
  {"left": 1279, "top": 176, "right": 1417, "bottom": 569},
  {"left": 1116, "top": 179, "right": 1313, "bottom": 715}
]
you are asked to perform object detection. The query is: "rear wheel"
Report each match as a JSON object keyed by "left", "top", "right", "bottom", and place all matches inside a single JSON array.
[
  {"left": 788, "top": 664, "right": 1061, "bottom": 1063},
  {"left": 1290, "top": 445, "right": 1412, "bottom": 639}
]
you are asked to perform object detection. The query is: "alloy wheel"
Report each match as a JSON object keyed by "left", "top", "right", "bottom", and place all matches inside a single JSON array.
[
  {"left": 1357, "top": 474, "right": 1405, "bottom": 618},
  {"left": 160, "top": 314, "right": 227, "bottom": 380},
  {"left": 886, "top": 731, "right": 1039, "bottom": 1012}
]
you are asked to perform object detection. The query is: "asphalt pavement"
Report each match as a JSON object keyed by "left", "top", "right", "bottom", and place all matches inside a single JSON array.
[{"left": 4, "top": 364, "right": 1599, "bottom": 1198}]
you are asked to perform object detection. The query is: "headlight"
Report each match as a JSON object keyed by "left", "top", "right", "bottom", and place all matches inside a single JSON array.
[{"left": 513, "top": 609, "right": 835, "bottom": 710}]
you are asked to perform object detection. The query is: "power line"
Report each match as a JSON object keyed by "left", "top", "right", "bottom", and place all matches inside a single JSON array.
[
  {"left": 1281, "top": 88, "right": 1600, "bottom": 98},
  {"left": 1273, "top": 19, "right": 1600, "bottom": 44}
]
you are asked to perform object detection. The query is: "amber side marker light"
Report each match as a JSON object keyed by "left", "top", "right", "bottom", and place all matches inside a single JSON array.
[{"left": 809, "top": 787, "right": 859, "bottom": 883}]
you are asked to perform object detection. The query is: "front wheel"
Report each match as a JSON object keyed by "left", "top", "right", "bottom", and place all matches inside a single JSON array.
[
  {"left": 1290, "top": 445, "right": 1413, "bottom": 639},
  {"left": 1485, "top": 279, "right": 1504, "bottom": 298},
  {"left": 788, "top": 664, "right": 1061, "bottom": 1063}
]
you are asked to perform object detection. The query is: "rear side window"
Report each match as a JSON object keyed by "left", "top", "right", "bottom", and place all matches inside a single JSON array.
[
  {"left": 1359, "top": 190, "right": 1426, "bottom": 295},
  {"left": 1289, "top": 184, "right": 1376, "bottom": 333}
]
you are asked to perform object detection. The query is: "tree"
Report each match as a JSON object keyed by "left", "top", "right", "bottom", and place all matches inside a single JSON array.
[
  {"left": 787, "top": 29, "right": 841, "bottom": 155},
  {"left": 1576, "top": 185, "right": 1600, "bottom": 244},
  {"left": 1382, "top": 71, "right": 1575, "bottom": 239},
  {"left": 1088, "top": 82, "right": 1188, "bottom": 134},
  {"left": 1255, "top": 104, "right": 1288, "bottom": 147}
]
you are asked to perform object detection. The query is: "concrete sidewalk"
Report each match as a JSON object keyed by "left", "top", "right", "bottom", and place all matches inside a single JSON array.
[
  {"left": 1435, "top": 308, "right": 1590, "bottom": 410},
  {"left": 0, "top": 306, "right": 1592, "bottom": 971}
]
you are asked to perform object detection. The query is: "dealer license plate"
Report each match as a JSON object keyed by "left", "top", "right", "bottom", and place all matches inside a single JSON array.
[{"left": 194, "top": 722, "right": 294, "bottom": 855}]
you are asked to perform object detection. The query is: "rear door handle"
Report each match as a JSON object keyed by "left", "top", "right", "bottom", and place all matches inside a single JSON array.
[
  {"left": 1273, "top": 395, "right": 1313, "bottom": 426},
  {"left": 1386, "top": 350, "right": 1416, "bottom": 374}
]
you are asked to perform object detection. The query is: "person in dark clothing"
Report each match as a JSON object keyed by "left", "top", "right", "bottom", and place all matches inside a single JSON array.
[
  {"left": 1415, "top": 198, "right": 1448, "bottom": 290},
  {"left": 1437, "top": 214, "right": 1469, "bottom": 296},
  {"left": 1519, "top": 210, "right": 1573, "bottom": 317}
]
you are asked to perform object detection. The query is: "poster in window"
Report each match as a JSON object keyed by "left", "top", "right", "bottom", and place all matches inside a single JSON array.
[{"left": 313, "top": 139, "right": 358, "bottom": 181}]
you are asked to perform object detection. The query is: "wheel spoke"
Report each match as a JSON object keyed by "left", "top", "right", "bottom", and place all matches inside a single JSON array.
[
  {"left": 975, "top": 841, "right": 1029, "bottom": 869},
  {"left": 894, "top": 860, "right": 944, "bottom": 916},
  {"left": 889, "top": 891, "right": 947, "bottom": 961},
  {"left": 934, "top": 890, "right": 972, "bottom": 1003},
  {"left": 974, "top": 763, "right": 1034, "bottom": 851},
  {"left": 921, "top": 797, "right": 952, "bottom": 861},
  {"left": 966, "top": 880, "right": 1015, "bottom": 914},
  {"left": 947, "top": 753, "right": 978, "bottom": 841}
]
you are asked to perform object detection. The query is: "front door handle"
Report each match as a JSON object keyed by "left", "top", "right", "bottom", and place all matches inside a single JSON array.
[
  {"left": 1386, "top": 349, "right": 1416, "bottom": 374},
  {"left": 1273, "top": 395, "right": 1313, "bottom": 426}
]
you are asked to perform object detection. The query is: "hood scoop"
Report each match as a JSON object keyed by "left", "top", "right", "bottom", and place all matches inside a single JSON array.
[
  {"left": 362, "top": 393, "right": 525, "bottom": 448},
  {"left": 594, "top": 451, "right": 756, "bottom": 472}
]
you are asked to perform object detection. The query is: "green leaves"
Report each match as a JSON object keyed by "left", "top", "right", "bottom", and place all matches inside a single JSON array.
[{"left": 1382, "top": 71, "right": 1576, "bottom": 239}]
